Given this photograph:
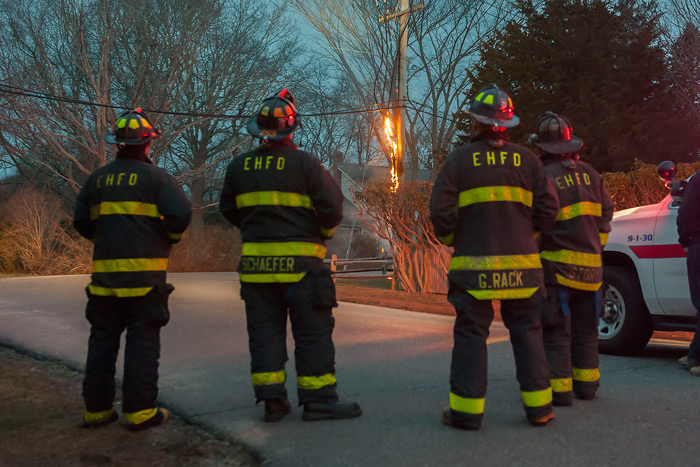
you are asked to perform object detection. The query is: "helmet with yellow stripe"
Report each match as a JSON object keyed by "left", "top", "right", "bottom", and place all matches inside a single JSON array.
[
  {"left": 246, "top": 89, "right": 301, "bottom": 140},
  {"left": 466, "top": 84, "right": 519, "bottom": 129},
  {"left": 105, "top": 108, "right": 161, "bottom": 147}
]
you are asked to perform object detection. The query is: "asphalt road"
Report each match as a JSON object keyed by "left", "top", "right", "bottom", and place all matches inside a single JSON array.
[{"left": 0, "top": 273, "right": 697, "bottom": 467}]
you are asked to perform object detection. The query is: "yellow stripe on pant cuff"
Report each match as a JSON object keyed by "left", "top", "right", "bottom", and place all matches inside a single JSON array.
[
  {"left": 521, "top": 387, "right": 552, "bottom": 407},
  {"left": 297, "top": 373, "right": 336, "bottom": 390},
  {"left": 449, "top": 392, "right": 485, "bottom": 415},
  {"left": 252, "top": 370, "right": 287, "bottom": 386},
  {"left": 550, "top": 377, "right": 573, "bottom": 392},
  {"left": 123, "top": 408, "right": 157, "bottom": 425},
  {"left": 84, "top": 408, "right": 114, "bottom": 423},
  {"left": 573, "top": 367, "right": 600, "bottom": 382}
]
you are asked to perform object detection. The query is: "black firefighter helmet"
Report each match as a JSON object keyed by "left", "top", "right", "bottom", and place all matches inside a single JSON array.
[
  {"left": 246, "top": 89, "right": 301, "bottom": 140},
  {"left": 104, "top": 108, "right": 161, "bottom": 146},
  {"left": 466, "top": 84, "right": 519, "bottom": 128},
  {"left": 531, "top": 111, "right": 583, "bottom": 155}
]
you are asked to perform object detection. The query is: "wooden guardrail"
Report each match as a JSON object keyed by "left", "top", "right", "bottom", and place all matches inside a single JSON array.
[{"left": 324, "top": 254, "right": 393, "bottom": 281}]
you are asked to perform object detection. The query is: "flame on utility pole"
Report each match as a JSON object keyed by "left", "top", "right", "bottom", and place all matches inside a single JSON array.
[{"left": 383, "top": 114, "right": 400, "bottom": 193}]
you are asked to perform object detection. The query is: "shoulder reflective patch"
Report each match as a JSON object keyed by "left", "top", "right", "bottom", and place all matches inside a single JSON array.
[
  {"left": 88, "top": 284, "right": 153, "bottom": 297},
  {"left": 521, "top": 387, "right": 552, "bottom": 408},
  {"left": 540, "top": 250, "right": 602, "bottom": 267},
  {"left": 467, "top": 287, "right": 538, "bottom": 300},
  {"left": 297, "top": 373, "right": 336, "bottom": 390},
  {"left": 557, "top": 201, "right": 601, "bottom": 221},
  {"left": 235, "top": 191, "right": 312, "bottom": 209},
  {"left": 449, "top": 392, "right": 485, "bottom": 415},
  {"left": 90, "top": 201, "right": 160, "bottom": 220},
  {"left": 92, "top": 258, "right": 168, "bottom": 273},
  {"left": 458, "top": 186, "right": 533, "bottom": 208},
  {"left": 242, "top": 242, "right": 326, "bottom": 259},
  {"left": 450, "top": 254, "right": 541, "bottom": 271}
]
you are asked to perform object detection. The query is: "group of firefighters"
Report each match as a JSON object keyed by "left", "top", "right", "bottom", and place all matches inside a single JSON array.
[{"left": 73, "top": 84, "right": 613, "bottom": 432}]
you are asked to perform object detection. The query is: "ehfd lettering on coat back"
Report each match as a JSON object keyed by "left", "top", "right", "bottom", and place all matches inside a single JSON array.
[
  {"left": 472, "top": 151, "right": 521, "bottom": 167},
  {"left": 554, "top": 171, "right": 591, "bottom": 190},
  {"left": 96, "top": 173, "right": 138, "bottom": 188},
  {"left": 243, "top": 155, "right": 286, "bottom": 171}
]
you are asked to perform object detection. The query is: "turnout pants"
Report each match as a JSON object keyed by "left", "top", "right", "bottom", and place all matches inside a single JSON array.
[
  {"left": 541, "top": 284, "right": 600, "bottom": 402},
  {"left": 83, "top": 283, "right": 172, "bottom": 414},
  {"left": 447, "top": 284, "right": 552, "bottom": 427},
  {"left": 686, "top": 245, "right": 700, "bottom": 362},
  {"left": 240, "top": 266, "right": 339, "bottom": 405}
]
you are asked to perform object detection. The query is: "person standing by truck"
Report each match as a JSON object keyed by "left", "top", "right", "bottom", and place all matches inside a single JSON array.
[
  {"left": 532, "top": 111, "right": 613, "bottom": 404},
  {"left": 676, "top": 169, "right": 700, "bottom": 376}
]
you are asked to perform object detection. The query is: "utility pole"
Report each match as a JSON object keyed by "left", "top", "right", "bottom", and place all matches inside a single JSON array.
[{"left": 379, "top": 1, "right": 423, "bottom": 182}]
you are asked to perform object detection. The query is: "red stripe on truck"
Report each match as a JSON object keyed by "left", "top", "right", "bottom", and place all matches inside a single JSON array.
[{"left": 629, "top": 244, "right": 686, "bottom": 259}]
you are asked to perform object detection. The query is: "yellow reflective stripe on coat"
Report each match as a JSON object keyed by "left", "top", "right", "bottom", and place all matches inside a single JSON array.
[
  {"left": 449, "top": 392, "right": 485, "bottom": 414},
  {"left": 235, "top": 191, "right": 312, "bottom": 209},
  {"left": 573, "top": 367, "right": 600, "bottom": 382},
  {"left": 521, "top": 387, "right": 552, "bottom": 407},
  {"left": 297, "top": 373, "right": 336, "bottom": 390},
  {"left": 599, "top": 232, "right": 609, "bottom": 246},
  {"left": 320, "top": 225, "right": 339, "bottom": 238},
  {"left": 242, "top": 242, "right": 327, "bottom": 259},
  {"left": 439, "top": 233, "right": 454, "bottom": 246},
  {"left": 557, "top": 202, "right": 602, "bottom": 221},
  {"left": 92, "top": 258, "right": 169, "bottom": 273},
  {"left": 458, "top": 186, "right": 533, "bottom": 208},
  {"left": 540, "top": 250, "right": 602, "bottom": 267},
  {"left": 123, "top": 408, "right": 157, "bottom": 425},
  {"left": 239, "top": 273, "right": 306, "bottom": 283},
  {"left": 550, "top": 378, "right": 573, "bottom": 393},
  {"left": 468, "top": 287, "right": 538, "bottom": 300},
  {"left": 251, "top": 370, "right": 287, "bottom": 386},
  {"left": 167, "top": 231, "right": 184, "bottom": 241},
  {"left": 450, "top": 254, "right": 542, "bottom": 271},
  {"left": 555, "top": 274, "right": 602, "bottom": 291},
  {"left": 90, "top": 201, "right": 160, "bottom": 220},
  {"left": 88, "top": 284, "right": 153, "bottom": 297}
]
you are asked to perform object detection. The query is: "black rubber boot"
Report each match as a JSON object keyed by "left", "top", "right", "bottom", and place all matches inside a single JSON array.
[
  {"left": 265, "top": 398, "right": 291, "bottom": 422},
  {"left": 303, "top": 401, "right": 362, "bottom": 421}
]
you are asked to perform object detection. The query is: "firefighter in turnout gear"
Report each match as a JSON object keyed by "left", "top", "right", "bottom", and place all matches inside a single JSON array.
[
  {"left": 73, "top": 108, "right": 191, "bottom": 431},
  {"left": 532, "top": 111, "right": 613, "bottom": 405},
  {"left": 430, "top": 84, "right": 560, "bottom": 429},
  {"left": 219, "top": 89, "right": 362, "bottom": 422}
]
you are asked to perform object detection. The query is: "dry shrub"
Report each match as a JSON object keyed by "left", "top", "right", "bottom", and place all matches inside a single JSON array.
[
  {"left": 0, "top": 186, "right": 92, "bottom": 275},
  {"left": 602, "top": 159, "right": 700, "bottom": 211},
  {"left": 354, "top": 180, "right": 450, "bottom": 294},
  {"left": 168, "top": 224, "right": 241, "bottom": 272}
]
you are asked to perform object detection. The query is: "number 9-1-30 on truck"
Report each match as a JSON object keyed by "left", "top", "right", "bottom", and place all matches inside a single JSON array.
[{"left": 601, "top": 161, "right": 696, "bottom": 355}]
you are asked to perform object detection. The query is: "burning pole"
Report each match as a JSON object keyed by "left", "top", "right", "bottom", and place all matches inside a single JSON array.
[{"left": 383, "top": 113, "right": 400, "bottom": 193}]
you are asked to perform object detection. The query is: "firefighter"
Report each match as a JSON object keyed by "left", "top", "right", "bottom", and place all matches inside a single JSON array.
[
  {"left": 219, "top": 89, "right": 362, "bottom": 422},
  {"left": 73, "top": 108, "right": 192, "bottom": 431},
  {"left": 430, "top": 84, "right": 560, "bottom": 430},
  {"left": 531, "top": 111, "right": 613, "bottom": 405}
]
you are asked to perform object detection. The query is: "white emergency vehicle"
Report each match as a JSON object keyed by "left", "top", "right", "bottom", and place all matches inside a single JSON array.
[{"left": 601, "top": 162, "right": 696, "bottom": 355}]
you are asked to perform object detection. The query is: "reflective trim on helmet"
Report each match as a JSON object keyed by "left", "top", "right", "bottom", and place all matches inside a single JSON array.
[
  {"left": 450, "top": 254, "right": 541, "bottom": 271},
  {"left": 468, "top": 287, "right": 538, "bottom": 300},
  {"left": 449, "top": 392, "right": 485, "bottom": 415},
  {"left": 599, "top": 232, "right": 609, "bottom": 246},
  {"left": 555, "top": 274, "right": 601, "bottom": 291},
  {"left": 235, "top": 191, "right": 312, "bottom": 209},
  {"left": 458, "top": 186, "right": 533, "bottom": 208},
  {"left": 540, "top": 249, "right": 601, "bottom": 267},
  {"left": 297, "top": 373, "right": 336, "bottom": 390},
  {"left": 251, "top": 370, "right": 287, "bottom": 386},
  {"left": 557, "top": 201, "right": 601, "bottom": 221},
  {"left": 239, "top": 272, "right": 306, "bottom": 283},
  {"left": 573, "top": 367, "right": 600, "bottom": 382},
  {"left": 242, "top": 242, "right": 326, "bottom": 259},
  {"left": 90, "top": 201, "right": 160, "bottom": 220},
  {"left": 521, "top": 387, "right": 552, "bottom": 408},
  {"left": 550, "top": 378, "right": 573, "bottom": 393},
  {"left": 92, "top": 258, "right": 169, "bottom": 273},
  {"left": 88, "top": 284, "right": 153, "bottom": 297}
]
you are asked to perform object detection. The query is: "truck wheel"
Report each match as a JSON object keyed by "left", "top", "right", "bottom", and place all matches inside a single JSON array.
[{"left": 598, "top": 265, "right": 654, "bottom": 355}]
